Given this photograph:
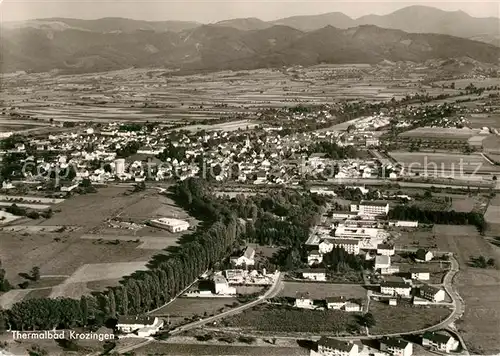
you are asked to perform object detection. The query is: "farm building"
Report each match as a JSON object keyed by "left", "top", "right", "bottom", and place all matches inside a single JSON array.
[
  {"left": 149, "top": 217, "right": 189, "bottom": 233},
  {"left": 318, "top": 337, "right": 359, "bottom": 356},
  {"left": 422, "top": 331, "right": 459, "bottom": 353},
  {"left": 380, "top": 337, "right": 413, "bottom": 356},
  {"left": 116, "top": 315, "right": 163, "bottom": 337}
]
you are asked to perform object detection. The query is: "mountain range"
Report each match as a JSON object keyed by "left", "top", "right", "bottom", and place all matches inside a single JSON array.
[{"left": 1, "top": 6, "right": 499, "bottom": 74}]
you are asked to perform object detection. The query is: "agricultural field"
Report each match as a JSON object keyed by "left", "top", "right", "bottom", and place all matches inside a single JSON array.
[
  {"left": 279, "top": 282, "right": 366, "bottom": 301},
  {"left": 389, "top": 151, "right": 499, "bottom": 174},
  {"left": 150, "top": 297, "right": 241, "bottom": 327},
  {"left": 434, "top": 78, "right": 500, "bottom": 90},
  {"left": 221, "top": 304, "right": 359, "bottom": 334},
  {"left": 432, "top": 224, "right": 500, "bottom": 353},
  {"left": 0, "top": 185, "right": 193, "bottom": 306},
  {"left": 134, "top": 342, "right": 309, "bottom": 356},
  {"left": 368, "top": 302, "right": 452, "bottom": 335}
]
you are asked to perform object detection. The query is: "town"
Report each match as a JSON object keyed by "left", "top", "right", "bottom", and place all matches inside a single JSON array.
[{"left": 1, "top": 6, "right": 500, "bottom": 356}]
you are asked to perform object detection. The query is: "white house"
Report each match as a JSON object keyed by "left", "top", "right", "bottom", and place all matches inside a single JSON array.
[
  {"left": 149, "top": 218, "right": 189, "bottom": 233},
  {"left": 308, "top": 250, "right": 323, "bottom": 266},
  {"left": 1, "top": 181, "right": 15, "bottom": 190},
  {"left": 231, "top": 246, "right": 255, "bottom": 266},
  {"left": 380, "top": 281, "right": 412, "bottom": 297},
  {"left": 116, "top": 315, "right": 163, "bottom": 337},
  {"left": 410, "top": 268, "right": 430, "bottom": 281},
  {"left": 420, "top": 285, "right": 446, "bottom": 302},
  {"left": 224, "top": 269, "right": 245, "bottom": 284},
  {"left": 214, "top": 275, "right": 236, "bottom": 295},
  {"left": 415, "top": 249, "right": 433, "bottom": 262},
  {"left": 375, "top": 255, "right": 391, "bottom": 270},
  {"left": 422, "top": 332, "right": 459, "bottom": 353},
  {"left": 295, "top": 292, "right": 313, "bottom": 309},
  {"left": 302, "top": 269, "right": 326, "bottom": 281},
  {"left": 317, "top": 337, "right": 359, "bottom": 356},
  {"left": 380, "top": 337, "right": 413, "bottom": 356},
  {"left": 377, "top": 244, "right": 395, "bottom": 256}
]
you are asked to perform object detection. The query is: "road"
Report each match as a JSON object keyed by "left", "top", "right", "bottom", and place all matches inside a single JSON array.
[{"left": 170, "top": 272, "right": 283, "bottom": 335}]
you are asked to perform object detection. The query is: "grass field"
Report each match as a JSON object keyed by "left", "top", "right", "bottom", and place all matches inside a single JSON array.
[
  {"left": 279, "top": 282, "right": 366, "bottom": 300},
  {"left": 432, "top": 224, "right": 500, "bottom": 353},
  {"left": 134, "top": 342, "right": 309, "bottom": 356},
  {"left": 150, "top": 297, "right": 240, "bottom": 318},
  {"left": 393, "top": 227, "right": 437, "bottom": 250},
  {"left": 368, "top": 301, "right": 451, "bottom": 335}
]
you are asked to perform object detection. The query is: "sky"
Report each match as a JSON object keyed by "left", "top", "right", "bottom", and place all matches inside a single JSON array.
[{"left": 0, "top": 0, "right": 498, "bottom": 23}]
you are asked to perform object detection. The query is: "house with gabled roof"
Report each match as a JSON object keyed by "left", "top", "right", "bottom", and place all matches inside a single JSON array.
[{"left": 317, "top": 337, "right": 358, "bottom": 356}]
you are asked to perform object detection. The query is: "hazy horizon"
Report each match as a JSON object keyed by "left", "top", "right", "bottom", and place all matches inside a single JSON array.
[{"left": 1, "top": 0, "right": 499, "bottom": 23}]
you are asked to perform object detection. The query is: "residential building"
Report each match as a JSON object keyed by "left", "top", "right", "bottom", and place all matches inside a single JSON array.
[
  {"left": 149, "top": 218, "right": 189, "bottom": 233},
  {"left": 380, "top": 337, "right": 413, "bottom": 356},
  {"left": 213, "top": 275, "right": 236, "bottom": 295},
  {"left": 308, "top": 250, "right": 323, "bottom": 265},
  {"left": 381, "top": 266, "right": 400, "bottom": 275},
  {"left": 377, "top": 243, "right": 395, "bottom": 256},
  {"left": 317, "top": 337, "right": 359, "bottom": 356},
  {"left": 302, "top": 269, "right": 327, "bottom": 281},
  {"left": 295, "top": 292, "right": 313, "bottom": 309},
  {"left": 351, "top": 201, "right": 389, "bottom": 216},
  {"left": 375, "top": 255, "right": 391, "bottom": 270},
  {"left": 231, "top": 246, "right": 255, "bottom": 266},
  {"left": 116, "top": 315, "right": 163, "bottom": 337},
  {"left": 329, "top": 238, "right": 360, "bottom": 255},
  {"left": 380, "top": 281, "right": 412, "bottom": 297},
  {"left": 326, "top": 296, "right": 347, "bottom": 310},
  {"left": 415, "top": 249, "right": 433, "bottom": 262},
  {"left": 420, "top": 284, "right": 446, "bottom": 302},
  {"left": 410, "top": 268, "right": 430, "bottom": 281},
  {"left": 422, "top": 332, "right": 459, "bottom": 353}
]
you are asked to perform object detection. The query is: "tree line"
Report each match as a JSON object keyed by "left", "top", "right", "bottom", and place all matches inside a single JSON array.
[{"left": 388, "top": 205, "right": 486, "bottom": 233}]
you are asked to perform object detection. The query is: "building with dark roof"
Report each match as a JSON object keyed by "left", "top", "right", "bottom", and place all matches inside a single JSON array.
[
  {"left": 318, "top": 337, "right": 359, "bottom": 356},
  {"left": 380, "top": 337, "right": 413, "bottom": 356}
]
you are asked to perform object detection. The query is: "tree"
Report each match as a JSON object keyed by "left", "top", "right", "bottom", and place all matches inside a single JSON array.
[
  {"left": 0, "top": 260, "right": 12, "bottom": 292},
  {"left": 487, "top": 258, "right": 495, "bottom": 267},
  {"left": 361, "top": 312, "right": 376, "bottom": 328},
  {"left": 30, "top": 266, "right": 40, "bottom": 281}
]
